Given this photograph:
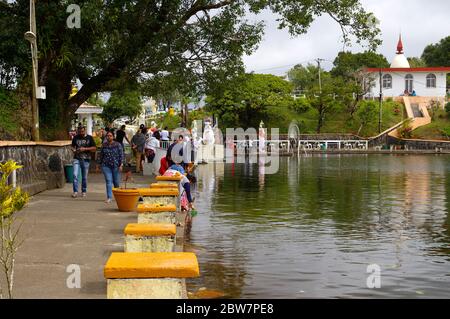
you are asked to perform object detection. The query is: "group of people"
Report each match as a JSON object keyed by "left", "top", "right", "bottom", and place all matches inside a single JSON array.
[
  {"left": 159, "top": 134, "right": 196, "bottom": 210},
  {"left": 402, "top": 89, "right": 417, "bottom": 96},
  {"left": 127, "top": 124, "right": 170, "bottom": 173},
  {"left": 70, "top": 124, "right": 194, "bottom": 210}
]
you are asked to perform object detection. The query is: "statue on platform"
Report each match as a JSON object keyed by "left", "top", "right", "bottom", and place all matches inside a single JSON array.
[
  {"left": 259, "top": 120, "right": 266, "bottom": 154},
  {"left": 138, "top": 104, "right": 146, "bottom": 127},
  {"left": 203, "top": 121, "right": 215, "bottom": 145}
]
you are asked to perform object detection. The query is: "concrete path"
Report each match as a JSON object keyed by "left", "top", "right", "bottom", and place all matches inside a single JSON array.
[{"left": 5, "top": 173, "right": 154, "bottom": 299}]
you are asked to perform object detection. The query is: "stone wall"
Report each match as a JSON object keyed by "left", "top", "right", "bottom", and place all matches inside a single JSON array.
[
  {"left": 0, "top": 141, "right": 73, "bottom": 195},
  {"left": 387, "top": 136, "right": 450, "bottom": 150}
]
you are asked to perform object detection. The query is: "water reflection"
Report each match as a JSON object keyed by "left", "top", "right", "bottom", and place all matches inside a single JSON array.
[{"left": 187, "top": 155, "right": 450, "bottom": 298}]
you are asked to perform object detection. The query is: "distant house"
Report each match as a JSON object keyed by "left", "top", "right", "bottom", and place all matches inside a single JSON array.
[{"left": 366, "top": 36, "right": 450, "bottom": 98}]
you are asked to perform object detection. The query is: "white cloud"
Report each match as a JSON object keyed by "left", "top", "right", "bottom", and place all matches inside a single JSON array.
[{"left": 243, "top": 0, "right": 450, "bottom": 75}]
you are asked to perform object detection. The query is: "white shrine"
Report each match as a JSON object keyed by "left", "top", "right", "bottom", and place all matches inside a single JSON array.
[{"left": 366, "top": 36, "right": 450, "bottom": 99}]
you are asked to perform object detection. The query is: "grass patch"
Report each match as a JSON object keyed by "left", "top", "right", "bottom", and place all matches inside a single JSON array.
[
  {"left": 413, "top": 109, "right": 450, "bottom": 140},
  {"left": 288, "top": 101, "right": 404, "bottom": 136}
]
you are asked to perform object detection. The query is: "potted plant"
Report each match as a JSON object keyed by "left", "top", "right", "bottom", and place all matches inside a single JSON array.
[{"left": 112, "top": 170, "right": 140, "bottom": 212}]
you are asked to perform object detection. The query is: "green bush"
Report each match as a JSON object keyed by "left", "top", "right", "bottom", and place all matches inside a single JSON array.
[
  {"left": 440, "top": 127, "right": 450, "bottom": 138},
  {"left": 0, "top": 88, "right": 20, "bottom": 135},
  {"left": 398, "top": 118, "right": 413, "bottom": 139},
  {"left": 290, "top": 98, "right": 311, "bottom": 114},
  {"left": 445, "top": 102, "right": 450, "bottom": 116}
]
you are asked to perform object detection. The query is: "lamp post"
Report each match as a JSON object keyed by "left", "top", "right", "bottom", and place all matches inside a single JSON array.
[{"left": 24, "top": 0, "right": 39, "bottom": 141}]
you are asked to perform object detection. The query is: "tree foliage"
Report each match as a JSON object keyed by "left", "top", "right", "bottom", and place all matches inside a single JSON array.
[
  {"left": 205, "top": 73, "right": 298, "bottom": 128},
  {"left": 331, "top": 51, "right": 389, "bottom": 79},
  {"left": 421, "top": 36, "right": 450, "bottom": 85},
  {"left": 306, "top": 75, "right": 350, "bottom": 133},
  {"left": 407, "top": 57, "right": 426, "bottom": 68},
  {"left": 421, "top": 36, "right": 450, "bottom": 67},
  {"left": 101, "top": 90, "right": 142, "bottom": 125},
  {"left": 356, "top": 100, "right": 378, "bottom": 135},
  {"left": 0, "top": 0, "right": 381, "bottom": 139},
  {"left": 287, "top": 63, "right": 319, "bottom": 92}
]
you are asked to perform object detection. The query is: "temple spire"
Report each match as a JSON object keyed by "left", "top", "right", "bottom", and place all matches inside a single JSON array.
[{"left": 396, "top": 34, "right": 404, "bottom": 54}]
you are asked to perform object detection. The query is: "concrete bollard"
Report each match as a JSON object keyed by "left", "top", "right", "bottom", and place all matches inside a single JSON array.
[
  {"left": 138, "top": 188, "right": 180, "bottom": 210},
  {"left": 124, "top": 223, "right": 176, "bottom": 253},
  {"left": 104, "top": 252, "right": 200, "bottom": 299},
  {"left": 156, "top": 175, "right": 183, "bottom": 186},
  {"left": 137, "top": 203, "right": 177, "bottom": 224},
  {"left": 149, "top": 183, "right": 178, "bottom": 189}
]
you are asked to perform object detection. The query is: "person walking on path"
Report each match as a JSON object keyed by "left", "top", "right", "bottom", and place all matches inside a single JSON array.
[
  {"left": 71, "top": 126, "right": 97, "bottom": 198},
  {"left": 115, "top": 125, "right": 131, "bottom": 147},
  {"left": 144, "top": 131, "right": 160, "bottom": 163},
  {"left": 98, "top": 130, "right": 124, "bottom": 203},
  {"left": 160, "top": 127, "right": 170, "bottom": 141},
  {"left": 131, "top": 127, "right": 146, "bottom": 173}
]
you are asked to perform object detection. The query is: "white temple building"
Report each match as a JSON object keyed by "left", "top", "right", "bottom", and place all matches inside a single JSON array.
[{"left": 366, "top": 36, "right": 450, "bottom": 98}]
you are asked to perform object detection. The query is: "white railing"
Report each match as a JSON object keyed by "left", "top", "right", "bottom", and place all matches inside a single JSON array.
[
  {"left": 298, "top": 140, "right": 368, "bottom": 151},
  {"left": 234, "top": 140, "right": 291, "bottom": 152}
]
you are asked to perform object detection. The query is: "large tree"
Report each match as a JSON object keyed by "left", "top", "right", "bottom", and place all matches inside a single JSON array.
[
  {"left": 421, "top": 36, "right": 450, "bottom": 85},
  {"left": 421, "top": 36, "right": 450, "bottom": 67},
  {"left": 205, "top": 73, "right": 298, "bottom": 128},
  {"left": 287, "top": 63, "right": 320, "bottom": 93},
  {"left": 331, "top": 51, "right": 388, "bottom": 78},
  {"left": 329, "top": 51, "right": 385, "bottom": 116},
  {"left": 306, "top": 75, "right": 350, "bottom": 133},
  {"left": 0, "top": 0, "right": 381, "bottom": 139}
]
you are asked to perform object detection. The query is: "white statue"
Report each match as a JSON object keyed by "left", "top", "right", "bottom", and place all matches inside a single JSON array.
[
  {"left": 259, "top": 120, "right": 266, "bottom": 154},
  {"left": 192, "top": 120, "right": 199, "bottom": 140},
  {"left": 203, "top": 121, "right": 215, "bottom": 145}
]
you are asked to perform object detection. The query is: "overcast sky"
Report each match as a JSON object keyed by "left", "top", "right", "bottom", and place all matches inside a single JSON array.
[{"left": 243, "top": 0, "right": 450, "bottom": 75}]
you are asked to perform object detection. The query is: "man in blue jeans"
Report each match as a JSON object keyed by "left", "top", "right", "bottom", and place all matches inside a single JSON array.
[{"left": 71, "top": 126, "right": 97, "bottom": 198}]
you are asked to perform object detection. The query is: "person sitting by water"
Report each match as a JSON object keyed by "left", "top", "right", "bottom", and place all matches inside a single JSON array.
[{"left": 163, "top": 162, "right": 195, "bottom": 211}]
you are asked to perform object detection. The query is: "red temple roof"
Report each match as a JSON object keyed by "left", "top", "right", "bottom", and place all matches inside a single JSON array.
[{"left": 365, "top": 67, "right": 450, "bottom": 73}]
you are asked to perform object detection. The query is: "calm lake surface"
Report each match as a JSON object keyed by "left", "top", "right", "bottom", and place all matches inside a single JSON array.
[{"left": 186, "top": 155, "right": 450, "bottom": 298}]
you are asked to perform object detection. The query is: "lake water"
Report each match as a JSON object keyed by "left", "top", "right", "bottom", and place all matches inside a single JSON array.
[{"left": 186, "top": 155, "right": 450, "bottom": 298}]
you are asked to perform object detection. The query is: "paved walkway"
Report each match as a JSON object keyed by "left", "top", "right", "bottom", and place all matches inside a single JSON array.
[{"left": 8, "top": 173, "right": 154, "bottom": 299}]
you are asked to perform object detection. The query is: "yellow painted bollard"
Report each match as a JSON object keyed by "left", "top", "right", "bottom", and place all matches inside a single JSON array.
[
  {"left": 136, "top": 203, "right": 177, "bottom": 224},
  {"left": 104, "top": 252, "right": 200, "bottom": 299},
  {"left": 149, "top": 183, "right": 178, "bottom": 189},
  {"left": 124, "top": 223, "right": 176, "bottom": 253},
  {"left": 138, "top": 188, "right": 180, "bottom": 211},
  {"left": 156, "top": 175, "right": 183, "bottom": 186}
]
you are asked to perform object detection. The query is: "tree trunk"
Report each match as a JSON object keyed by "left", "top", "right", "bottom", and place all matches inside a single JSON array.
[
  {"left": 184, "top": 103, "right": 189, "bottom": 128},
  {"left": 316, "top": 105, "right": 324, "bottom": 133},
  {"left": 180, "top": 104, "right": 184, "bottom": 127},
  {"left": 38, "top": 69, "right": 73, "bottom": 140}
]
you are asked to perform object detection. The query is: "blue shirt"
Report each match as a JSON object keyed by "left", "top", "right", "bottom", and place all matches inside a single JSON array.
[{"left": 99, "top": 141, "right": 124, "bottom": 168}]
